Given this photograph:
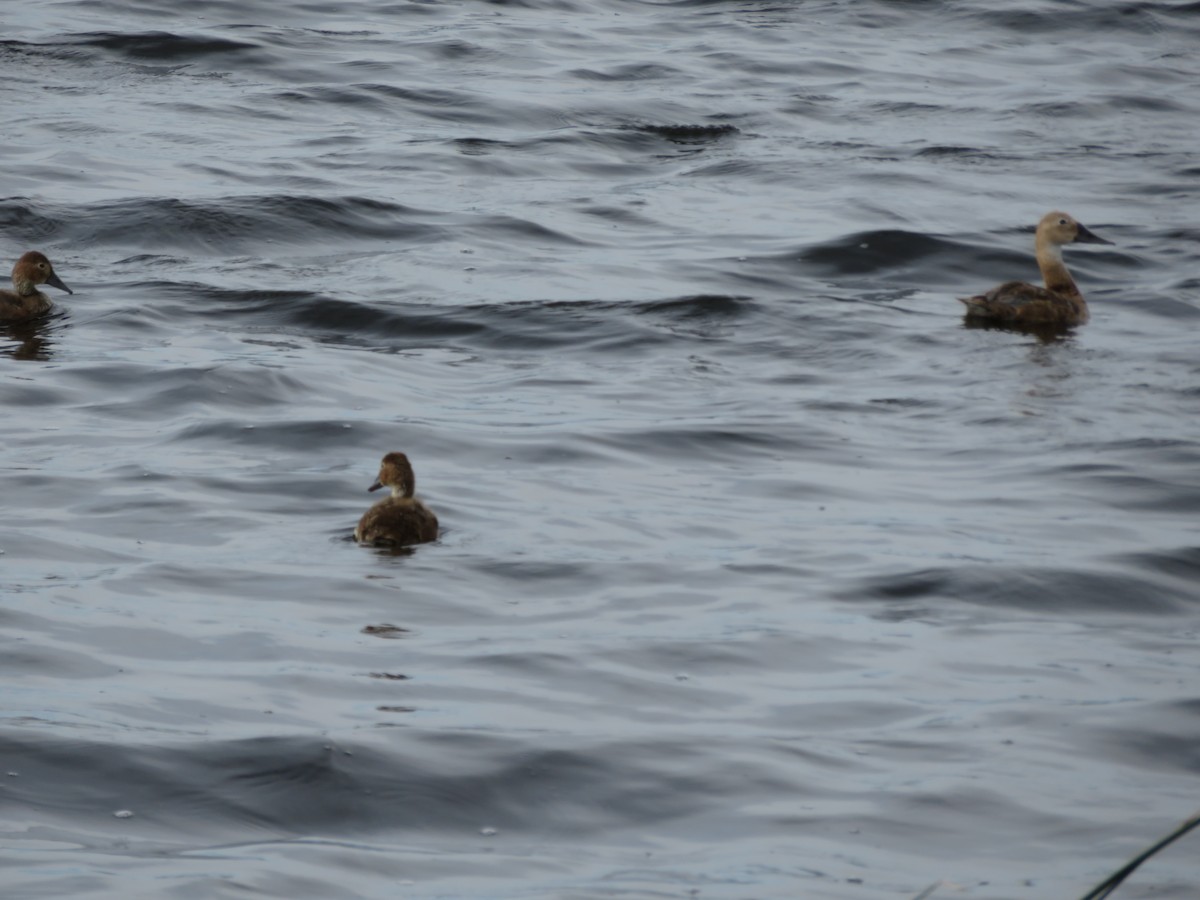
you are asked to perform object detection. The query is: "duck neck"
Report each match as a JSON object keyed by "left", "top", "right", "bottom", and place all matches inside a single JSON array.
[
  {"left": 12, "top": 276, "right": 38, "bottom": 297},
  {"left": 1035, "top": 240, "right": 1080, "bottom": 297},
  {"left": 390, "top": 485, "right": 412, "bottom": 499}
]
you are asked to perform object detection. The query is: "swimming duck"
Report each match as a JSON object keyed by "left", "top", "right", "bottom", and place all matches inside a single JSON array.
[
  {"left": 354, "top": 452, "right": 439, "bottom": 547},
  {"left": 958, "top": 211, "right": 1111, "bottom": 326},
  {"left": 0, "top": 252, "right": 73, "bottom": 323}
]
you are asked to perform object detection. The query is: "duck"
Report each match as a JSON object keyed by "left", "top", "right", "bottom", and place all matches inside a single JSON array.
[
  {"left": 958, "top": 211, "right": 1111, "bottom": 326},
  {"left": 354, "top": 452, "right": 439, "bottom": 547},
  {"left": 0, "top": 252, "right": 73, "bottom": 323}
]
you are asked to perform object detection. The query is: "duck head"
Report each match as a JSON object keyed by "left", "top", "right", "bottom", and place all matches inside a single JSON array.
[
  {"left": 1038, "top": 211, "right": 1112, "bottom": 247},
  {"left": 12, "top": 251, "right": 72, "bottom": 297},
  {"left": 369, "top": 452, "right": 417, "bottom": 498}
]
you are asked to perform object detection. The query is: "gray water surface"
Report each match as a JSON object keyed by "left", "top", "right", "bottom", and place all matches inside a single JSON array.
[{"left": 2, "top": 1, "right": 1199, "bottom": 898}]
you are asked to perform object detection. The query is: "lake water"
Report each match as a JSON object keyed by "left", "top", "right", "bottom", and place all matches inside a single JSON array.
[{"left": 2, "top": 1, "right": 1199, "bottom": 898}]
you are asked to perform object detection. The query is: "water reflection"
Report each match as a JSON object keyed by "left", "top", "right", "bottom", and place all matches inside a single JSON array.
[
  {"left": 0, "top": 317, "right": 57, "bottom": 361},
  {"left": 961, "top": 315, "right": 1074, "bottom": 345}
]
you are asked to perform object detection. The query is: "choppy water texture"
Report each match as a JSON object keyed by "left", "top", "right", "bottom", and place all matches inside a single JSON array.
[{"left": 2, "top": 1, "right": 1199, "bottom": 898}]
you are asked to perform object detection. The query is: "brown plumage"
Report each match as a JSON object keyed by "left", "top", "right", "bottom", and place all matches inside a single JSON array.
[
  {"left": 354, "top": 452, "right": 439, "bottom": 547},
  {"left": 958, "top": 211, "right": 1111, "bottom": 326},
  {"left": 0, "top": 251, "right": 73, "bottom": 323}
]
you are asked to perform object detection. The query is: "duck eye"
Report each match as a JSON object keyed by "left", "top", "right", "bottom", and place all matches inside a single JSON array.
[{"left": 1058, "top": 218, "right": 1068, "bottom": 226}]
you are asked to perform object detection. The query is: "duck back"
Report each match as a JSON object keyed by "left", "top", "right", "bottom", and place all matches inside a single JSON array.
[
  {"left": 958, "top": 281, "right": 1088, "bottom": 326},
  {"left": 355, "top": 496, "right": 439, "bottom": 546}
]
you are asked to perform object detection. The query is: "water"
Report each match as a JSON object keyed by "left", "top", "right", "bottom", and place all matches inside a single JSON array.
[{"left": 2, "top": 1, "right": 1199, "bottom": 898}]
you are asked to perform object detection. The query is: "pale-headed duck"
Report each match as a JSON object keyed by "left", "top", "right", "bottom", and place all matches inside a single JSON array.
[
  {"left": 0, "top": 252, "right": 73, "bottom": 322},
  {"left": 958, "top": 211, "right": 1111, "bottom": 326},
  {"left": 354, "top": 452, "right": 439, "bottom": 547}
]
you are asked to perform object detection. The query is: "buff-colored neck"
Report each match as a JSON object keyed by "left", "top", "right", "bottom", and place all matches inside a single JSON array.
[{"left": 1035, "top": 236, "right": 1080, "bottom": 296}]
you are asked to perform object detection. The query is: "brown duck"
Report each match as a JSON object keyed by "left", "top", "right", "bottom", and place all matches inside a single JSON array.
[
  {"left": 0, "top": 251, "right": 73, "bottom": 323},
  {"left": 354, "top": 452, "right": 439, "bottom": 547},
  {"left": 959, "top": 211, "right": 1111, "bottom": 326}
]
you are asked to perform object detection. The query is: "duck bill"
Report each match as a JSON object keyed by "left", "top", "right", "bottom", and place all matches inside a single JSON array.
[
  {"left": 368, "top": 480, "right": 384, "bottom": 492},
  {"left": 46, "top": 272, "right": 73, "bottom": 294},
  {"left": 1074, "top": 223, "right": 1112, "bottom": 245}
]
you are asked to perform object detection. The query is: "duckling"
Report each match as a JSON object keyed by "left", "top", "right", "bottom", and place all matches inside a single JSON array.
[
  {"left": 354, "top": 452, "right": 439, "bottom": 547},
  {"left": 0, "top": 252, "right": 73, "bottom": 323},
  {"left": 958, "top": 211, "right": 1111, "bottom": 326}
]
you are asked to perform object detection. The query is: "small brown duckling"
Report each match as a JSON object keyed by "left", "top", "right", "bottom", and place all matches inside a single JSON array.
[
  {"left": 0, "top": 252, "right": 73, "bottom": 323},
  {"left": 354, "top": 452, "right": 439, "bottom": 547},
  {"left": 958, "top": 211, "right": 1111, "bottom": 326}
]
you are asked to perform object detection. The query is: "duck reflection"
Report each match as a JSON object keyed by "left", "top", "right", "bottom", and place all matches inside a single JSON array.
[
  {"left": 960, "top": 315, "right": 1073, "bottom": 346},
  {"left": 0, "top": 317, "right": 57, "bottom": 361}
]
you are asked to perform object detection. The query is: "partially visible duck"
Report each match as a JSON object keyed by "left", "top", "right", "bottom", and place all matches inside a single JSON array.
[
  {"left": 959, "top": 211, "right": 1111, "bottom": 326},
  {"left": 0, "top": 252, "right": 73, "bottom": 323},
  {"left": 354, "top": 452, "right": 439, "bottom": 547}
]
